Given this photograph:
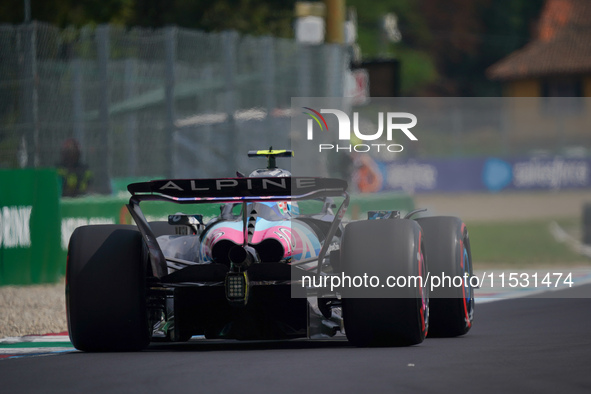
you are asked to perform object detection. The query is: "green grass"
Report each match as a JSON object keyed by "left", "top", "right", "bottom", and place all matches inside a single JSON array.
[{"left": 466, "top": 218, "right": 590, "bottom": 268}]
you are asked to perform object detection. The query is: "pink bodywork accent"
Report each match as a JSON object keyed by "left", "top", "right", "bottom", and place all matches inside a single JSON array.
[{"left": 202, "top": 221, "right": 318, "bottom": 261}]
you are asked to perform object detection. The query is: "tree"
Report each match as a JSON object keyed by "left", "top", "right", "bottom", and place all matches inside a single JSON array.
[
  {"left": 0, "top": 0, "right": 295, "bottom": 37},
  {"left": 348, "top": 0, "right": 544, "bottom": 96}
]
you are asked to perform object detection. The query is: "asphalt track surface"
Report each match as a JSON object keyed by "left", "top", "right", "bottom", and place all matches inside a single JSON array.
[{"left": 2, "top": 285, "right": 591, "bottom": 393}]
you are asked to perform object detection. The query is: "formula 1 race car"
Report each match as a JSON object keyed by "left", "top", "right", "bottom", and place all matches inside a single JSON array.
[{"left": 66, "top": 149, "right": 474, "bottom": 351}]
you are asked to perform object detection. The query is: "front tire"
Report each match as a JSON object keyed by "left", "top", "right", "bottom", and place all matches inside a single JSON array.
[
  {"left": 66, "top": 225, "right": 150, "bottom": 351},
  {"left": 341, "top": 219, "right": 428, "bottom": 346}
]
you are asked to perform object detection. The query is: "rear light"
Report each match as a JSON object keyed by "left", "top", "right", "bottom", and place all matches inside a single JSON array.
[{"left": 225, "top": 272, "right": 249, "bottom": 306}]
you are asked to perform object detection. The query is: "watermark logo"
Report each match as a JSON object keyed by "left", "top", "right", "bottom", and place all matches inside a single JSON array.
[
  {"left": 303, "top": 107, "right": 329, "bottom": 135},
  {"left": 303, "top": 108, "right": 418, "bottom": 153}
]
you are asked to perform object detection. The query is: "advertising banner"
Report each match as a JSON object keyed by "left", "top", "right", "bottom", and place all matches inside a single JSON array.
[
  {"left": 367, "top": 156, "right": 591, "bottom": 194},
  {"left": 0, "top": 169, "right": 61, "bottom": 285}
]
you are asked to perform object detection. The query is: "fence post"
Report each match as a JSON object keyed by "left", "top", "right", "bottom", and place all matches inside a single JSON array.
[
  {"left": 326, "top": 44, "right": 344, "bottom": 97},
  {"left": 95, "top": 25, "right": 111, "bottom": 193},
  {"left": 262, "top": 36, "right": 276, "bottom": 137},
  {"left": 164, "top": 26, "right": 177, "bottom": 178},
  {"left": 72, "top": 58, "right": 85, "bottom": 149},
  {"left": 222, "top": 31, "right": 238, "bottom": 173},
  {"left": 20, "top": 22, "right": 39, "bottom": 167},
  {"left": 124, "top": 58, "right": 138, "bottom": 176},
  {"left": 297, "top": 44, "right": 311, "bottom": 97}
]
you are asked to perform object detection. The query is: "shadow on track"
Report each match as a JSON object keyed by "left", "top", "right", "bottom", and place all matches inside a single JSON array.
[{"left": 146, "top": 336, "right": 352, "bottom": 353}]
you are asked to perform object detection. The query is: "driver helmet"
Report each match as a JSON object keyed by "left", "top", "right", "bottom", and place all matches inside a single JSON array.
[
  {"left": 248, "top": 168, "right": 291, "bottom": 177},
  {"left": 247, "top": 167, "right": 297, "bottom": 218}
]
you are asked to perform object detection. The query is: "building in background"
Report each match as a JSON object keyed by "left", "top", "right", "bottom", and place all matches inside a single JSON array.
[
  {"left": 486, "top": 0, "right": 591, "bottom": 158},
  {"left": 487, "top": 0, "right": 591, "bottom": 98}
]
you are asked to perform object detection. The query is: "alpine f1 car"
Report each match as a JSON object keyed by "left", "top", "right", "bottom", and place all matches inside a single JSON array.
[{"left": 66, "top": 149, "right": 474, "bottom": 351}]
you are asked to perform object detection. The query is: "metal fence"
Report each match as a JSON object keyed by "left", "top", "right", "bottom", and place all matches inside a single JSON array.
[
  {"left": 3, "top": 23, "right": 588, "bottom": 195},
  {"left": 0, "top": 22, "right": 347, "bottom": 193}
]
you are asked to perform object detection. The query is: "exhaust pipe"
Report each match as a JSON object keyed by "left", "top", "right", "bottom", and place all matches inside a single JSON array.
[{"left": 228, "top": 245, "right": 257, "bottom": 268}]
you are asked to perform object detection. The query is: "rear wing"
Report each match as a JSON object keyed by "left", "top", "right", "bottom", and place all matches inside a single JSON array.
[
  {"left": 126, "top": 176, "right": 349, "bottom": 279},
  {"left": 127, "top": 176, "right": 348, "bottom": 204}
]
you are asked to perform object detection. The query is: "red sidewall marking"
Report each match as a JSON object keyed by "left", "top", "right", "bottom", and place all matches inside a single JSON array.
[{"left": 460, "top": 223, "right": 471, "bottom": 328}]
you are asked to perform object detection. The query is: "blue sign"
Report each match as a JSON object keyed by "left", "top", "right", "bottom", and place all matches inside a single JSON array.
[{"left": 355, "top": 156, "right": 591, "bottom": 193}]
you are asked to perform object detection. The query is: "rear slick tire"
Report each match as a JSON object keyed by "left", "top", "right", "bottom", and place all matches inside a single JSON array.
[
  {"left": 341, "top": 219, "right": 428, "bottom": 347},
  {"left": 416, "top": 216, "right": 474, "bottom": 337},
  {"left": 66, "top": 225, "right": 150, "bottom": 351}
]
